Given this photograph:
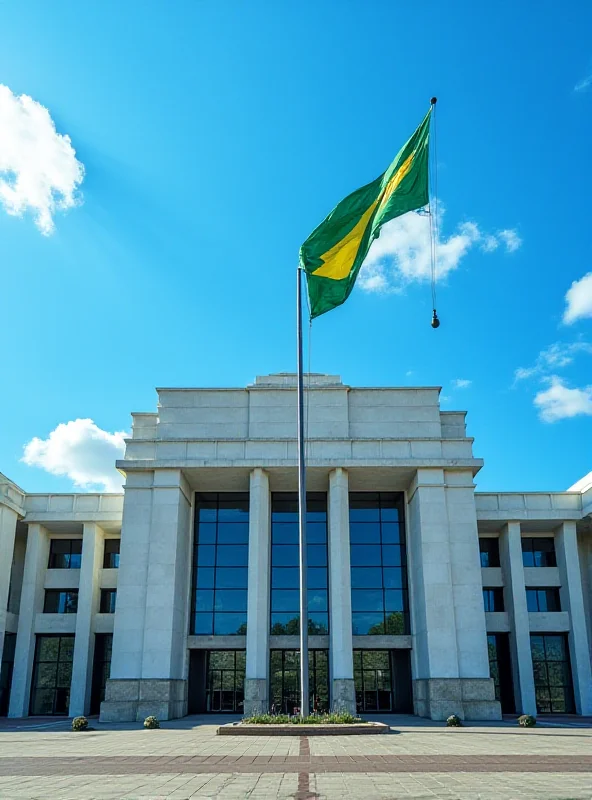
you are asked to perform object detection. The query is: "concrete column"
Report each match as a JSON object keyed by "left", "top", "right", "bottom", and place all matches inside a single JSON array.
[
  {"left": 499, "top": 522, "right": 536, "bottom": 716},
  {"left": 69, "top": 523, "right": 104, "bottom": 717},
  {"left": 102, "top": 470, "right": 192, "bottom": 722},
  {"left": 0, "top": 504, "right": 18, "bottom": 667},
  {"left": 244, "top": 468, "right": 271, "bottom": 716},
  {"left": 555, "top": 521, "right": 592, "bottom": 715},
  {"left": 328, "top": 467, "right": 355, "bottom": 713},
  {"left": 9, "top": 524, "right": 50, "bottom": 717},
  {"left": 407, "top": 469, "right": 499, "bottom": 720}
]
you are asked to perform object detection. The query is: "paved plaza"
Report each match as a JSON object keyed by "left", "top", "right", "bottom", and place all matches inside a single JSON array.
[{"left": 0, "top": 716, "right": 592, "bottom": 799}]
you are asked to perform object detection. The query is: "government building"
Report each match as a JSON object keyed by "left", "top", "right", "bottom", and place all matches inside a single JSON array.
[{"left": 1, "top": 373, "right": 591, "bottom": 722}]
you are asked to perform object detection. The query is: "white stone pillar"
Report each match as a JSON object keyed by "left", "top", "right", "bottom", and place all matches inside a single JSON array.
[
  {"left": 555, "top": 521, "right": 592, "bottom": 715},
  {"left": 69, "top": 523, "right": 104, "bottom": 717},
  {"left": 499, "top": 522, "right": 536, "bottom": 716},
  {"left": 328, "top": 467, "right": 355, "bottom": 713},
  {"left": 9, "top": 524, "right": 50, "bottom": 717},
  {"left": 0, "top": 504, "right": 19, "bottom": 666},
  {"left": 102, "top": 469, "right": 192, "bottom": 722},
  {"left": 244, "top": 468, "right": 271, "bottom": 715},
  {"left": 407, "top": 468, "right": 499, "bottom": 720}
]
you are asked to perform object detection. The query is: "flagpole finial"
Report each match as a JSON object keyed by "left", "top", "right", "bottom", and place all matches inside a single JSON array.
[
  {"left": 430, "top": 97, "right": 437, "bottom": 105},
  {"left": 431, "top": 309, "right": 440, "bottom": 329}
]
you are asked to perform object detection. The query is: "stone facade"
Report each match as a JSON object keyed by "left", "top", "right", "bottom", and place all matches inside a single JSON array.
[{"left": 0, "top": 374, "right": 591, "bottom": 721}]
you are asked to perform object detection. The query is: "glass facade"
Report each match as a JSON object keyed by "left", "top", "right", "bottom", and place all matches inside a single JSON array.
[
  {"left": 270, "top": 649, "right": 329, "bottom": 714},
  {"left": 487, "top": 634, "right": 502, "bottom": 701},
  {"left": 103, "top": 539, "right": 120, "bottom": 569},
  {"left": 531, "top": 634, "right": 574, "bottom": 713},
  {"left": 191, "top": 493, "right": 249, "bottom": 636},
  {"left": 353, "top": 650, "right": 392, "bottom": 712},
  {"left": 30, "top": 635, "right": 74, "bottom": 716},
  {"left": 479, "top": 538, "right": 500, "bottom": 567},
  {"left": 48, "top": 539, "right": 82, "bottom": 569},
  {"left": 349, "top": 492, "right": 408, "bottom": 635},
  {"left": 522, "top": 538, "right": 556, "bottom": 567},
  {"left": 270, "top": 493, "right": 328, "bottom": 635},
  {"left": 206, "top": 650, "right": 245, "bottom": 712},
  {"left": 43, "top": 590, "right": 78, "bottom": 614}
]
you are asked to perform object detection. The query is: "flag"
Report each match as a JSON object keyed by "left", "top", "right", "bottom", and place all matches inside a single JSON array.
[{"left": 300, "top": 108, "right": 432, "bottom": 319}]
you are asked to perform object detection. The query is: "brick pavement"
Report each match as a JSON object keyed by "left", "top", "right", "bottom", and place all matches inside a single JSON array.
[{"left": 0, "top": 715, "right": 591, "bottom": 799}]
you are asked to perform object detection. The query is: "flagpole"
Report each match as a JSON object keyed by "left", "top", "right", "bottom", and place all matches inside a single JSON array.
[{"left": 296, "top": 265, "right": 309, "bottom": 718}]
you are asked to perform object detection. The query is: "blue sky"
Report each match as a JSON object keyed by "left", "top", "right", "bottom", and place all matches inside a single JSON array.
[{"left": 1, "top": 0, "right": 591, "bottom": 494}]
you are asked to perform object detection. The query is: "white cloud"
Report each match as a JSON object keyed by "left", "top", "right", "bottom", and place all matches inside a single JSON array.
[
  {"left": 358, "top": 204, "right": 521, "bottom": 293},
  {"left": 563, "top": 272, "right": 592, "bottom": 325},
  {"left": 452, "top": 379, "right": 472, "bottom": 389},
  {"left": 0, "top": 84, "right": 84, "bottom": 235},
  {"left": 534, "top": 377, "right": 592, "bottom": 422},
  {"left": 514, "top": 341, "right": 592, "bottom": 383},
  {"left": 574, "top": 74, "right": 592, "bottom": 93},
  {"left": 22, "top": 419, "right": 127, "bottom": 492},
  {"left": 498, "top": 229, "right": 522, "bottom": 252}
]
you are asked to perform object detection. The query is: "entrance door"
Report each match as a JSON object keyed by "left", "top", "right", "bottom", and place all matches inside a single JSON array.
[
  {"left": 354, "top": 650, "right": 392, "bottom": 712},
  {"left": 206, "top": 651, "right": 246, "bottom": 712},
  {"left": 270, "top": 650, "right": 329, "bottom": 714},
  {"left": 353, "top": 650, "right": 412, "bottom": 713},
  {"left": 487, "top": 634, "right": 515, "bottom": 714},
  {"left": 90, "top": 634, "right": 112, "bottom": 715},
  {"left": 0, "top": 634, "right": 16, "bottom": 716}
]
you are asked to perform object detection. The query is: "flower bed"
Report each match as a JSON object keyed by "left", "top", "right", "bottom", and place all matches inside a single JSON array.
[{"left": 218, "top": 712, "right": 389, "bottom": 736}]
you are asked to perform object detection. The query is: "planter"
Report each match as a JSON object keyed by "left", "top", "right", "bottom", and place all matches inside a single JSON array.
[{"left": 217, "top": 721, "right": 389, "bottom": 736}]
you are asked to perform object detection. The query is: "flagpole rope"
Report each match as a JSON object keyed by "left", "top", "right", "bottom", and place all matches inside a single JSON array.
[{"left": 431, "top": 99, "right": 438, "bottom": 312}]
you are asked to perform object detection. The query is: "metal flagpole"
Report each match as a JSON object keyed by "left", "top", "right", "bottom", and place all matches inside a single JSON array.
[{"left": 296, "top": 265, "right": 309, "bottom": 718}]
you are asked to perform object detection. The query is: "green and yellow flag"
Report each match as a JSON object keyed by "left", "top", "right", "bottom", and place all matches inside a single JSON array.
[{"left": 300, "top": 108, "right": 432, "bottom": 319}]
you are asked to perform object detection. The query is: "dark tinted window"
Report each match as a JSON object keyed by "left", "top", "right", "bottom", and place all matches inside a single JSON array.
[
  {"left": 99, "top": 589, "right": 117, "bottom": 613},
  {"left": 48, "top": 539, "right": 82, "bottom": 569},
  {"left": 349, "top": 492, "right": 408, "bottom": 635},
  {"left": 526, "top": 588, "right": 561, "bottom": 612},
  {"left": 522, "top": 538, "right": 556, "bottom": 567},
  {"left": 43, "top": 590, "right": 78, "bottom": 614},
  {"left": 482, "top": 588, "right": 504, "bottom": 612},
  {"left": 479, "top": 538, "right": 500, "bottom": 568},
  {"left": 103, "top": 540, "right": 120, "bottom": 569}
]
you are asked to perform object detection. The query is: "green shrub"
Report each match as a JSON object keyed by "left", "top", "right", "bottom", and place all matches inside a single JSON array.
[
  {"left": 518, "top": 714, "right": 536, "bottom": 727},
  {"left": 243, "top": 711, "right": 362, "bottom": 725},
  {"left": 446, "top": 714, "right": 463, "bottom": 727},
  {"left": 71, "top": 716, "right": 88, "bottom": 732},
  {"left": 143, "top": 715, "right": 160, "bottom": 729}
]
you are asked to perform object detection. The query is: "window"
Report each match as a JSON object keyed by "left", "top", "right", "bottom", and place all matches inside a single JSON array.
[
  {"left": 48, "top": 539, "right": 82, "bottom": 569},
  {"left": 483, "top": 588, "right": 504, "bottom": 612},
  {"left": 0, "top": 634, "right": 16, "bottom": 717},
  {"left": 349, "top": 492, "right": 409, "bottom": 635},
  {"left": 270, "top": 493, "right": 329, "bottom": 635},
  {"left": 103, "top": 540, "right": 120, "bottom": 569},
  {"left": 530, "top": 634, "right": 574, "bottom": 713},
  {"left": 353, "top": 650, "right": 393, "bottom": 712},
  {"left": 99, "top": 589, "right": 117, "bottom": 613},
  {"left": 43, "top": 590, "right": 78, "bottom": 614},
  {"left": 522, "top": 538, "right": 556, "bottom": 568},
  {"left": 526, "top": 588, "right": 561, "bottom": 612},
  {"left": 206, "top": 650, "right": 245, "bottom": 712},
  {"left": 191, "top": 493, "right": 249, "bottom": 636},
  {"left": 30, "top": 635, "right": 74, "bottom": 715},
  {"left": 479, "top": 538, "right": 500, "bottom": 568},
  {"left": 270, "top": 650, "right": 329, "bottom": 714}
]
